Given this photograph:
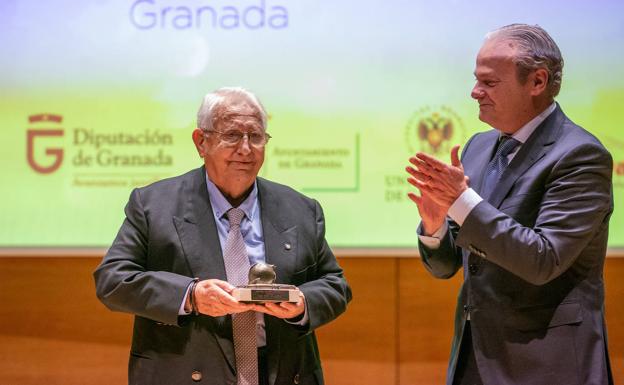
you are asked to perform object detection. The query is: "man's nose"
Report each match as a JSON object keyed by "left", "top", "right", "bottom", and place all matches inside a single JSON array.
[
  {"left": 471, "top": 85, "right": 484, "bottom": 100},
  {"left": 237, "top": 134, "right": 252, "bottom": 154}
]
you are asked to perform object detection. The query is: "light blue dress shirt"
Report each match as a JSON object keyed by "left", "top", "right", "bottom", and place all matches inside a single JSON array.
[
  {"left": 205, "top": 177, "right": 266, "bottom": 268},
  {"left": 178, "top": 174, "right": 308, "bottom": 346},
  {"left": 206, "top": 175, "right": 268, "bottom": 347}
]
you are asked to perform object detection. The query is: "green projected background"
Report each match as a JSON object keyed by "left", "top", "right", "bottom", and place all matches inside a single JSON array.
[{"left": 1, "top": 1, "right": 623, "bottom": 248}]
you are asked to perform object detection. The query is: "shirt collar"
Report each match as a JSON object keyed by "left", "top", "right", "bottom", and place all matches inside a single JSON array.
[
  {"left": 205, "top": 173, "right": 258, "bottom": 221},
  {"left": 507, "top": 102, "right": 556, "bottom": 144}
]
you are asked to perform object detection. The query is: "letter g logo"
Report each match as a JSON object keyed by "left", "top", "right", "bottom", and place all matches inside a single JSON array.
[{"left": 26, "top": 114, "right": 65, "bottom": 174}]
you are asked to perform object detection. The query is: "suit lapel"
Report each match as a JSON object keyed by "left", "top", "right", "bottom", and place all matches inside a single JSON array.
[
  {"left": 172, "top": 166, "right": 235, "bottom": 371},
  {"left": 487, "top": 105, "right": 563, "bottom": 208},
  {"left": 173, "top": 166, "right": 227, "bottom": 280},
  {"left": 257, "top": 178, "right": 298, "bottom": 283},
  {"left": 257, "top": 178, "right": 298, "bottom": 385}
]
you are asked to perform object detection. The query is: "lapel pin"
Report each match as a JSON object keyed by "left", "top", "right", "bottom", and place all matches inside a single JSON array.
[{"left": 284, "top": 243, "right": 292, "bottom": 250}]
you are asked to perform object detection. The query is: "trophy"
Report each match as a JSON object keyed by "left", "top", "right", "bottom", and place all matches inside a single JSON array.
[{"left": 232, "top": 262, "right": 299, "bottom": 303}]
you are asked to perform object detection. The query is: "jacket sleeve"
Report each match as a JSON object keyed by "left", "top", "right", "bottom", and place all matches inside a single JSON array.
[
  {"left": 418, "top": 220, "right": 463, "bottom": 279},
  {"left": 93, "top": 188, "right": 193, "bottom": 325},
  {"left": 455, "top": 142, "right": 613, "bottom": 285},
  {"left": 297, "top": 200, "right": 352, "bottom": 333}
]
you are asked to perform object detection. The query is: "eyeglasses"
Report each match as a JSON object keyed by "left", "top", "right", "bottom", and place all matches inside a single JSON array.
[{"left": 203, "top": 129, "right": 272, "bottom": 148}]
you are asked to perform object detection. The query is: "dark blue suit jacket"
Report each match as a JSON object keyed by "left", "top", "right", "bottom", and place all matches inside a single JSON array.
[
  {"left": 419, "top": 105, "right": 614, "bottom": 385},
  {"left": 94, "top": 167, "right": 351, "bottom": 385}
]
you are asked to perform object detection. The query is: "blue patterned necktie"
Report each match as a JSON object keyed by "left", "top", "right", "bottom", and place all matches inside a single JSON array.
[
  {"left": 482, "top": 136, "right": 520, "bottom": 201},
  {"left": 223, "top": 208, "right": 258, "bottom": 385}
]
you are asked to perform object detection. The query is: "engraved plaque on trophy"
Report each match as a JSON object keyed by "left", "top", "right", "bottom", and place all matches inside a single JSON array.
[{"left": 232, "top": 262, "right": 299, "bottom": 303}]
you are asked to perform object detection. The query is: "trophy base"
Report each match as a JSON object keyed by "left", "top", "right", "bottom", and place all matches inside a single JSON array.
[{"left": 233, "top": 284, "right": 299, "bottom": 303}]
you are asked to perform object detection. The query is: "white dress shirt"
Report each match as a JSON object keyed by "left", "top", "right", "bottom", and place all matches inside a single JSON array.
[{"left": 419, "top": 102, "right": 556, "bottom": 247}]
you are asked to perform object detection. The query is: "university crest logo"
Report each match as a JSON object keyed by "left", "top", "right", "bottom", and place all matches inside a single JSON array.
[{"left": 405, "top": 106, "right": 465, "bottom": 155}]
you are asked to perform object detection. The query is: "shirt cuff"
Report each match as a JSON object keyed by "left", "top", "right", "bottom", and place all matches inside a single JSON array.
[
  {"left": 417, "top": 221, "right": 449, "bottom": 249},
  {"left": 178, "top": 282, "right": 193, "bottom": 315},
  {"left": 447, "top": 188, "right": 483, "bottom": 226}
]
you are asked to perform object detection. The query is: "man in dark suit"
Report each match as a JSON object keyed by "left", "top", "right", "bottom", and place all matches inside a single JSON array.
[
  {"left": 406, "top": 24, "right": 614, "bottom": 385},
  {"left": 94, "top": 87, "right": 352, "bottom": 385}
]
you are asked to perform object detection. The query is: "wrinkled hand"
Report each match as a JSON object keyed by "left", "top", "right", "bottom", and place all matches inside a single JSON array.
[
  {"left": 251, "top": 290, "right": 306, "bottom": 320},
  {"left": 406, "top": 145, "right": 469, "bottom": 234},
  {"left": 193, "top": 279, "right": 254, "bottom": 317}
]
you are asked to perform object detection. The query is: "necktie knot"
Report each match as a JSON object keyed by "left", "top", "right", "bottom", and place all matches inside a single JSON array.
[
  {"left": 227, "top": 207, "right": 245, "bottom": 228},
  {"left": 482, "top": 136, "right": 520, "bottom": 201},
  {"left": 497, "top": 136, "right": 520, "bottom": 158}
]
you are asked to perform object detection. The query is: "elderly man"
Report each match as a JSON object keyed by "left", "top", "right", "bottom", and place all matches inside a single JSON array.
[
  {"left": 406, "top": 24, "right": 614, "bottom": 385},
  {"left": 95, "top": 87, "right": 351, "bottom": 385}
]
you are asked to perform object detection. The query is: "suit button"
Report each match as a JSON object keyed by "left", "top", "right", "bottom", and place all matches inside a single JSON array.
[
  {"left": 468, "top": 264, "right": 478, "bottom": 274},
  {"left": 293, "top": 373, "right": 300, "bottom": 384},
  {"left": 191, "top": 370, "right": 202, "bottom": 382}
]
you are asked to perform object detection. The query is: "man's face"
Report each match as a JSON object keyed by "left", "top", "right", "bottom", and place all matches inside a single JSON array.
[
  {"left": 195, "top": 103, "right": 265, "bottom": 198},
  {"left": 471, "top": 39, "right": 534, "bottom": 133}
]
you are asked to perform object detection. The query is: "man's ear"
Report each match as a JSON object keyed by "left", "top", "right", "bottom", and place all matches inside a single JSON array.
[
  {"left": 192, "top": 129, "right": 206, "bottom": 157},
  {"left": 529, "top": 68, "right": 549, "bottom": 96}
]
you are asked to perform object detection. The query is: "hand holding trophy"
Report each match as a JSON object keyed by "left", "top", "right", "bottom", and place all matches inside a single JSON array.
[{"left": 232, "top": 262, "right": 299, "bottom": 303}]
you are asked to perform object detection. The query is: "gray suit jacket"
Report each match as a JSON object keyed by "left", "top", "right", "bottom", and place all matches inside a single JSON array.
[
  {"left": 94, "top": 167, "right": 352, "bottom": 385},
  {"left": 419, "top": 105, "right": 614, "bottom": 385}
]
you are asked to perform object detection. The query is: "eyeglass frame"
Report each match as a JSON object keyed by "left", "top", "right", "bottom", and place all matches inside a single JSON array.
[{"left": 200, "top": 128, "right": 272, "bottom": 148}]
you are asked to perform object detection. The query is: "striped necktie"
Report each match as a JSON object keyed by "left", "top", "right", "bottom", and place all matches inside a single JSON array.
[
  {"left": 481, "top": 136, "right": 520, "bottom": 201},
  {"left": 223, "top": 207, "right": 258, "bottom": 385}
]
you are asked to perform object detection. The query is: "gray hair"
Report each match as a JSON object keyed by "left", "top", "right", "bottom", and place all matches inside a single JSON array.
[
  {"left": 197, "top": 87, "right": 268, "bottom": 132},
  {"left": 486, "top": 24, "right": 564, "bottom": 98}
]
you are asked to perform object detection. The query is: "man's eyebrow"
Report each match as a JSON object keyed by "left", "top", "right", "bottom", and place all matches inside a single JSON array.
[{"left": 474, "top": 70, "right": 498, "bottom": 79}]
